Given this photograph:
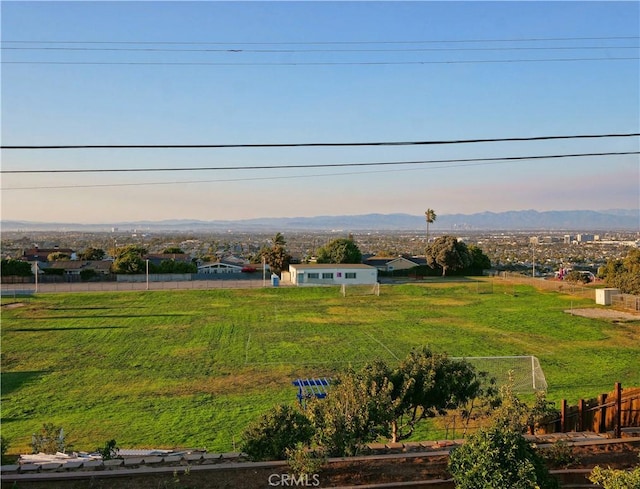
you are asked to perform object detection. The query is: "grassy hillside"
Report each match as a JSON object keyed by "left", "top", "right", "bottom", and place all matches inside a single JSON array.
[{"left": 2, "top": 281, "right": 638, "bottom": 454}]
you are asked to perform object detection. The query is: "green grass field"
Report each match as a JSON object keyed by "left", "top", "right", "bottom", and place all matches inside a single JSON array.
[{"left": 2, "top": 281, "right": 639, "bottom": 454}]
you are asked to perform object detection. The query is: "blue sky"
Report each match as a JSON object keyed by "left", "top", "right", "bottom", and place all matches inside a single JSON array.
[{"left": 1, "top": 1, "right": 639, "bottom": 224}]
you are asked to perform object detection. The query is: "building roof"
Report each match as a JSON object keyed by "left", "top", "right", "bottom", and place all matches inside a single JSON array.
[
  {"left": 22, "top": 248, "right": 74, "bottom": 261},
  {"left": 289, "top": 263, "right": 376, "bottom": 270},
  {"left": 44, "top": 260, "right": 112, "bottom": 271}
]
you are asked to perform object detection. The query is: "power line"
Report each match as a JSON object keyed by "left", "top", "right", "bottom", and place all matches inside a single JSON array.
[
  {"left": 3, "top": 132, "right": 638, "bottom": 151},
  {"left": 4, "top": 46, "right": 638, "bottom": 53},
  {"left": 4, "top": 36, "right": 638, "bottom": 45},
  {"left": 3, "top": 57, "right": 638, "bottom": 66},
  {"left": 2, "top": 151, "right": 637, "bottom": 175},
  {"left": 3, "top": 152, "right": 637, "bottom": 191}
]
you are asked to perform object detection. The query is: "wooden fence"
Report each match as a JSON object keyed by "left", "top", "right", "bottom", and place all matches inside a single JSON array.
[
  {"left": 542, "top": 383, "right": 640, "bottom": 437},
  {"left": 611, "top": 293, "right": 640, "bottom": 312}
]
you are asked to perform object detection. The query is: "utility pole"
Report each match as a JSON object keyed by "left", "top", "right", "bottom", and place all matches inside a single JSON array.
[{"left": 532, "top": 246, "right": 536, "bottom": 278}]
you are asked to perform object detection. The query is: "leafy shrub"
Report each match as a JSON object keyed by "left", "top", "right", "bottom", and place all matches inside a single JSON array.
[
  {"left": 241, "top": 405, "right": 315, "bottom": 461},
  {"left": 42, "top": 268, "right": 65, "bottom": 276},
  {"left": 96, "top": 439, "right": 119, "bottom": 460},
  {"left": 285, "top": 442, "right": 326, "bottom": 478},
  {"left": 540, "top": 440, "right": 579, "bottom": 469},
  {"left": 79, "top": 269, "right": 98, "bottom": 281},
  {"left": 1, "top": 436, "right": 10, "bottom": 464},
  {"left": 448, "top": 425, "right": 558, "bottom": 489},
  {"left": 589, "top": 464, "right": 640, "bottom": 489},
  {"left": 31, "top": 423, "right": 66, "bottom": 454}
]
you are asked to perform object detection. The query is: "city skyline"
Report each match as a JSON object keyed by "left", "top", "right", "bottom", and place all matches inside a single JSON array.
[{"left": 1, "top": 1, "right": 639, "bottom": 223}]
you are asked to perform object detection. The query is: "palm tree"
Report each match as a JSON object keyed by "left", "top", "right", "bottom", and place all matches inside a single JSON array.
[
  {"left": 272, "top": 232, "right": 286, "bottom": 247},
  {"left": 425, "top": 209, "right": 437, "bottom": 243}
]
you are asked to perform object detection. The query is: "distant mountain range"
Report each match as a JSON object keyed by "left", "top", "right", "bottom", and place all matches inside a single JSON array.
[{"left": 2, "top": 209, "right": 638, "bottom": 232}]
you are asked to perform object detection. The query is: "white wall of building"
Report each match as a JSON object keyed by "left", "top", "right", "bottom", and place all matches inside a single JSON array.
[{"left": 288, "top": 264, "right": 378, "bottom": 286}]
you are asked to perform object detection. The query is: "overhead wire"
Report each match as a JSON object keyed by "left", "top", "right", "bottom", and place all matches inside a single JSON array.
[
  {"left": 4, "top": 58, "right": 638, "bottom": 66},
  {"left": 3, "top": 46, "right": 638, "bottom": 53},
  {"left": 3, "top": 132, "right": 638, "bottom": 151},
  {"left": 4, "top": 35, "right": 638, "bottom": 45},
  {"left": 3, "top": 36, "right": 637, "bottom": 66},
  {"left": 2, "top": 152, "right": 638, "bottom": 191}
]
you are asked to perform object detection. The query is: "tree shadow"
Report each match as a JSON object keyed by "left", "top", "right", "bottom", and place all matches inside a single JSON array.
[
  {"left": 9, "top": 313, "right": 192, "bottom": 320},
  {"left": 6, "top": 326, "right": 129, "bottom": 332},
  {"left": 1, "top": 370, "right": 49, "bottom": 397}
]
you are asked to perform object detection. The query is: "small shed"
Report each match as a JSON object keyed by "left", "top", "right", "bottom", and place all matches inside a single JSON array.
[{"left": 595, "top": 288, "right": 620, "bottom": 306}]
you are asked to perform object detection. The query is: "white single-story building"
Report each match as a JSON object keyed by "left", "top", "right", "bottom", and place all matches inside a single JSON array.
[{"left": 285, "top": 263, "right": 378, "bottom": 286}]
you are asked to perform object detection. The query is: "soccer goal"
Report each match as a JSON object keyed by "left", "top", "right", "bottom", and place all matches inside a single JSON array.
[
  {"left": 452, "top": 355, "right": 548, "bottom": 392},
  {"left": 340, "top": 283, "right": 380, "bottom": 297}
]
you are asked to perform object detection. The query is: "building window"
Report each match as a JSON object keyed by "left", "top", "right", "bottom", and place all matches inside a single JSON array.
[
  {"left": 345, "top": 272, "right": 357, "bottom": 279},
  {"left": 322, "top": 272, "right": 334, "bottom": 279},
  {"left": 307, "top": 273, "right": 319, "bottom": 279}
]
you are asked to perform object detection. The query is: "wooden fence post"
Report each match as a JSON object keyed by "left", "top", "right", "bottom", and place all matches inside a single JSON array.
[
  {"left": 560, "top": 399, "right": 567, "bottom": 433},
  {"left": 577, "top": 399, "right": 585, "bottom": 432},
  {"left": 614, "top": 382, "right": 622, "bottom": 438},
  {"left": 598, "top": 393, "right": 608, "bottom": 434}
]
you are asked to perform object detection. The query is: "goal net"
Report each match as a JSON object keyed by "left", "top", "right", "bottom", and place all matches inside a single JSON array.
[
  {"left": 340, "top": 283, "right": 380, "bottom": 297},
  {"left": 452, "top": 355, "right": 548, "bottom": 392}
]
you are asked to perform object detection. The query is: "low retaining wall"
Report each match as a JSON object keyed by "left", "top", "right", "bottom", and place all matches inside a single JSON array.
[{"left": 3, "top": 437, "right": 638, "bottom": 489}]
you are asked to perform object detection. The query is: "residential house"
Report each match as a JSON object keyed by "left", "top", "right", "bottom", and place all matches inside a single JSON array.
[
  {"left": 22, "top": 247, "right": 75, "bottom": 262},
  {"left": 363, "top": 255, "right": 424, "bottom": 273},
  {"left": 42, "top": 260, "right": 112, "bottom": 276},
  {"left": 197, "top": 260, "right": 245, "bottom": 274}
]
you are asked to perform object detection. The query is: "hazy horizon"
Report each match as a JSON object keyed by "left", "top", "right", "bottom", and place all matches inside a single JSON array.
[{"left": 2, "top": 2, "right": 638, "bottom": 222}]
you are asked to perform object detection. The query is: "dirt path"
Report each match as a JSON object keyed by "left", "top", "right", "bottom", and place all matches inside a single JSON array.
[{"left": 565, "top": 308, "right": 640, "bottom": 321}]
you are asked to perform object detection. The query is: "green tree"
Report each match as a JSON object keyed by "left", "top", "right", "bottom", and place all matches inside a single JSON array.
[
  {"left": 316, "top": 237, "right": 362, "bottom": 264},
  {"left": 387, "top": 347, "right": 480, "bottom": 442},
  {"left": 241, "top": 404, "right": 315, "bottom": 461},
  {"left": 261, "top": 233, "right": 292, "bottom": 275},
  {"left": 448, "top": 424, "right": 558, "bottom": 489},
  {"left": 307, "top": 362, "right": 394, "bottom": 457},
  {"left": 425, "top": 235, "right": 472, "bottom": 276},
  {"left": 425, "top": 209, "right": 437, "bottom": 243},
  {"left": 1, "top": 436, "right": 10, "bottom": 464},
  {"left": 467, "top": 245, "right": 492, "bottom": 274},
  {"left": 111, "top": 245, "right": 147, "bottom": 274},
  {"left": 78, "top": 247, "right": 106, "bottom": 261},
  {"left": 162, "top": 247, "right": 185, "bottom": 254},
  {"left": 79, "top": 269, "right": 98, "bottom": 281},
  {"left": 1, "top": 259, "right": 33, "bottom": 277},
  {"left": 600, "top": 249, "right": 640, "bottom": 294},
  {"left": 47, "top": 252, "right": 71, "bottom": 261},
  {"left": 152, "top": 260, "right": 197, "bottom": 274}
]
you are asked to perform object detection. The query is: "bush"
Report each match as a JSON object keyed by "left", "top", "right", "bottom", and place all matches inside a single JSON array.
[
  {"left": 540, "top": 440, "right": 579, "bottom": 469},
  {"left": 1, "top": 436, "right": 10, "bottom": 464},
  {"left": 285, "top": 442, "right": 326, "bottom": 478},
  {"left": 589, "top": 465, "right": 640, "bottom": 489},
  {"left": 448, "top": 425, "right": 558, "bottom": 489},
  {"left": 96, "top": 439, "right": 119, "bottom": 460},
  {"left": 79, "top": 269, "right": 98, "bottom": 281},
  {"left": 31, "top": 423, "right": 66, "bottom": 454},
  {"left": 241, "top": 405, "right": 315, "bottom": 461}
]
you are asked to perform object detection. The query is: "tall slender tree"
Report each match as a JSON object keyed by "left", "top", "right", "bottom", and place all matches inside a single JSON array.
[
  {"left": 425, "top": 209, "right": 437, "bottom": 243},
  {"left": 261, "top": 233, "right": 291, "bottom": 276}
]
